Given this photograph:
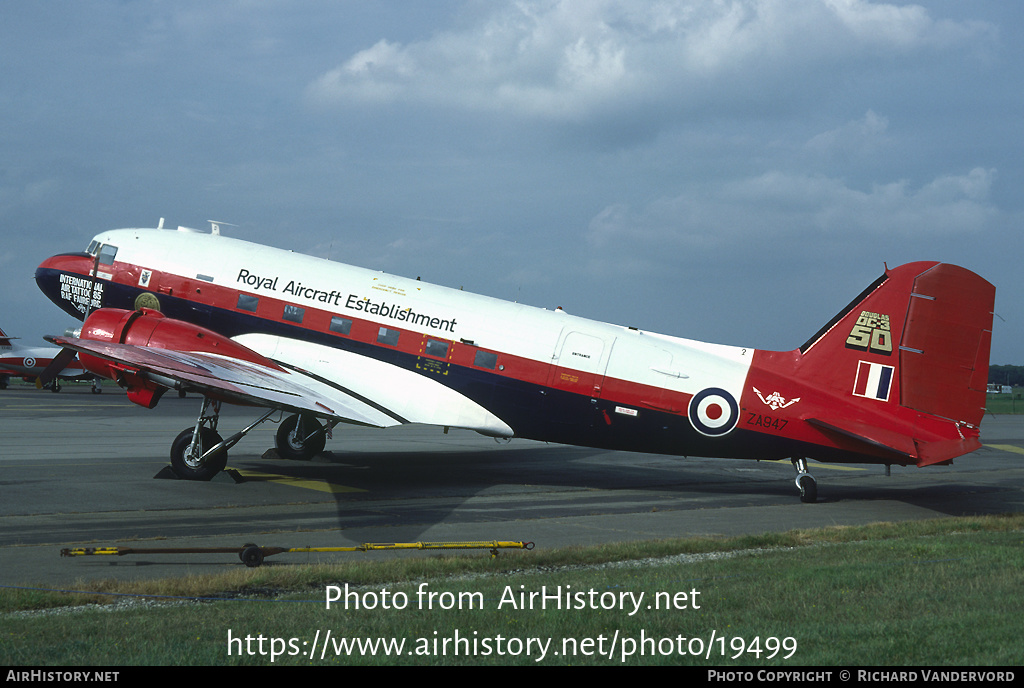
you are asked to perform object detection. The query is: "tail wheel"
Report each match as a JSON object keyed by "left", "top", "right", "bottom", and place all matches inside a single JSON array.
[
  {"left": 170, "top": 427, "right": 227, "bottom": 480},
  {"left": 275, "top": 413, "right": 326, "bottom": 460},
  {"left": 798, "top": 474, "right": 817, "bottom": 504}
]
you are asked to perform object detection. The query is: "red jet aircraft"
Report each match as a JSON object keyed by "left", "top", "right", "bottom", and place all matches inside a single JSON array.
[
  {"left": 34, "top": 223, "right": 995, "bottom": 502},
  {"left": 0, "top": 326, "right": 100, "bottom": 392}
]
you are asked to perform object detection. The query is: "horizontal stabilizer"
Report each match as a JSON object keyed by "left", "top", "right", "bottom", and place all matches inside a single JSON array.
[
  {"left": 806, "top": 417, "right": 981, "bottom": 466},
  {"left": 914, "top": 436, "right": 982, "bottom": 467},
  {"left": 805, "top": 417, "right": 916, "bottom": 460}
]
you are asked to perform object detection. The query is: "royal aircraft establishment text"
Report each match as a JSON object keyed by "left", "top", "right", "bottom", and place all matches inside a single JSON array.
[{"left": 237, "top": 269, "right": 457, "bottom": 334}]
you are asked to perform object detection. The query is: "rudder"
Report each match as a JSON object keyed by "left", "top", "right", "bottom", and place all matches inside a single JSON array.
[{"left": 899, "top": 263, "right": 994, "bottom": 427}]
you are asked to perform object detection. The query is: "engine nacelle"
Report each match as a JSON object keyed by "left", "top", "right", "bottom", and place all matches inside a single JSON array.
[{"left": 76, "top": 307, "right": 281, "bottom": 409}]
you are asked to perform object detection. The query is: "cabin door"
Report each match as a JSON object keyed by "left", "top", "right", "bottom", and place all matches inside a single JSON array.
[{"left": 547, "top": 330, "right": 612, "bottom": 399}]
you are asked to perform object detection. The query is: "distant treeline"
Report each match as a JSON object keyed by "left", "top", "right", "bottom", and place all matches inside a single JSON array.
[{"left": 990, "top": 365, "right": 1024, "bottom": 387}]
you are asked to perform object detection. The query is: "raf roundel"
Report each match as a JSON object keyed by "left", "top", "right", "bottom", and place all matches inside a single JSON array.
[{"left": 688, "top": 387, "right": 739, "bottom": 437}]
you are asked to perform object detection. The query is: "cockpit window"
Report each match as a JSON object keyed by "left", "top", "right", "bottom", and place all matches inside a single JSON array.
[
  {"left": 98, "top": 244, "right": 118, "bottom": 265},
  {"left": 86, "top": 240, "right": 100, "bottom": 255}
]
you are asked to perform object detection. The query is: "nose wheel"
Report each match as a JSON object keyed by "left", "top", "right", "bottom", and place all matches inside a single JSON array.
[{"left": 792, "top": 457, "right": 817, "bottom": 503}]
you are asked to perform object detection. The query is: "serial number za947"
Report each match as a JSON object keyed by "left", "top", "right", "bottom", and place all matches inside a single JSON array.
[{"left": 745, "top": 412, "right": 788, "bottom": 431}]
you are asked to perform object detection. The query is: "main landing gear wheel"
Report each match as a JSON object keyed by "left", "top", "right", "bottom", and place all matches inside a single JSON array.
[
  {"left": 275, "top": 413, "right": 326, "bottom": 460},
  {"left": 170, "top": 426, "right": 227, "bottom": 481},
  {"left": 792, "top": 457, "right": 817, "bottom": 503}
]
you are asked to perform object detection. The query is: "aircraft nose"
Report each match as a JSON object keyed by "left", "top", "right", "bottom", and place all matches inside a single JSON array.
[{"left": 35, "top": 252, "right": 98, "bottom": 321}]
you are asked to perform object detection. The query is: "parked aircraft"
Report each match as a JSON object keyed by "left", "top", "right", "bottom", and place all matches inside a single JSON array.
[
  {"left": 0, "top": 326, "right": 100, "bottom": 392},
  {"left": 34, "top": 223, "right": 994, "bottom": 502}
]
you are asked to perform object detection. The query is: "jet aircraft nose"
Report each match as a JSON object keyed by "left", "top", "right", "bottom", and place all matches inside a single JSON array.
[{"left": 35, "top": 252, "right": 100, "bottom": 321}]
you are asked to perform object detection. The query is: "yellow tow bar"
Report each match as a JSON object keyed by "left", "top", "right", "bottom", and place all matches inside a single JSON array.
[{"left": 61, "top": 540, "right": 535, "bottom": 567}]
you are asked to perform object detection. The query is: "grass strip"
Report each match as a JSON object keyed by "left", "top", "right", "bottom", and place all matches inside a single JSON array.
[{"left": 2, "top": 514, "right": 1022, "bottom": 665}]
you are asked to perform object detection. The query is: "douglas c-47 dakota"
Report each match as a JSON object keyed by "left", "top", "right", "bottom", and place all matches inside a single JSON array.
[{"left": 34, "top": 222, "right": 995, "bottom": 502}]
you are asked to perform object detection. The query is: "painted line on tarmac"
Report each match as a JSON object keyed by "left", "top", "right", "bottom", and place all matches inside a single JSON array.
[
  {"left": 229, "top": 468, "right": 366, "bottom": 493},
  {"left": 766, "top": 459, "right": 865, "bottom": 472},
  {"left": 985, "top": 444, "right": 1024, "bottom": 456}
]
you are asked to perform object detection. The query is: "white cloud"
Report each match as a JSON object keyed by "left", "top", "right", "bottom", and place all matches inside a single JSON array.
[
  {"left": 315, "top": 39, "right": 417, "bottom": 103},
  {"left": 307, "top": 0, "right": 994, "bottom": 121},
  {"left": 823, "top": 0, "right": 989, "bottom": 49},
  {"left": 586, "top": 167, "right": 997, "bottom": 260},
  {"left": 805, "top": 110, "right": 890, "bottom": 156}
]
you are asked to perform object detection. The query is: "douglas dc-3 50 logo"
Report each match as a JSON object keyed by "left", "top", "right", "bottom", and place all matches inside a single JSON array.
[
  {"left": 845, "top": 310, "right": 893, "bottom": 356},
  {"left": 753, "top": 388, "right": 800, "bottom": 411}
]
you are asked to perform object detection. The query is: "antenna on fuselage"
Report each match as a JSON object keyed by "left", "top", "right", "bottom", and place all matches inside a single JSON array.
[{"left": 208, "top": 220, "right": 237, "bottom": 235}]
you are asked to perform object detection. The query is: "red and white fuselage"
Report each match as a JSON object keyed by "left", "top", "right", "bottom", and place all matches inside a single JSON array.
[{"left": 35, "top": 226, "right": 994, "bottom": 473}]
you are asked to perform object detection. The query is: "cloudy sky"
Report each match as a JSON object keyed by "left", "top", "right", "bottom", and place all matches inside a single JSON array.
[{"left": 2, "top": 1, "right": 1021, "bottom": 366}]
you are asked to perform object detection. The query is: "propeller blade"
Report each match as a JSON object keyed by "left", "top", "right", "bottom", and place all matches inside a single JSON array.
[{"left": 35, "top": 347, "right": 78, "bottom": 388}]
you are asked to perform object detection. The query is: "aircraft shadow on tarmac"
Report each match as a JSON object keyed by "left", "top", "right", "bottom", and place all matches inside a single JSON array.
[{"left": 218, "top": 438, "right": 1024, "bottom": 540}]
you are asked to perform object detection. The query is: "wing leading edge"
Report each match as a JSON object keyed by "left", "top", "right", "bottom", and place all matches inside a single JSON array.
[{"left": 45, "top": 334, "right": 400, "bottom": 428}]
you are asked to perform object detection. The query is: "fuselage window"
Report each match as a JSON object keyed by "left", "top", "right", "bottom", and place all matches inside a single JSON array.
[
  {"left": 283, "top": 305, "right": 305, "bottom": 324},
  {"left": 237, "top": 294, "right": 259, "bottom": 312},
  {"left": 377, "top": 327, "right": 400, "bottom": 346},
  {"left": 98, "top": 244, "right": 118, "bottom": 266},
  {"left": 474, "top": 350, "right": 498, "bottom": 369},
  {"left": 329, "top": 316, "right": 352, "bottom": 335},
  {"left": 424, "top": 339, "right": 449, "bottom": 358}
]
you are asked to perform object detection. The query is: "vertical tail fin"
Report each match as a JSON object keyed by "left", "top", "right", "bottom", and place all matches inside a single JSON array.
[
  {"left": 782, "top": 262, "right": 995, "bottom": 465},
  {"left": 800, "top": 262, "right": 994, "bottom": 426}
]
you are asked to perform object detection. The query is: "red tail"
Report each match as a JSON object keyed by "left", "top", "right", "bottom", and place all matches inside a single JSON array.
[
  {"left": 898, "top": 264, "right": 994, "bottom": 426},
  {"left": 749, "top": 262, "right": 995, "bottom": 466}
]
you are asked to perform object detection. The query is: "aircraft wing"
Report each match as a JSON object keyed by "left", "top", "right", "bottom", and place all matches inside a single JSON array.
[{"left": 44, "top": 335, "right": 400, "bottom": 428}]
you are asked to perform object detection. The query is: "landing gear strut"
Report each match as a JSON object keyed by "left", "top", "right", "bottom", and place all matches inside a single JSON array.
[
  {"left": 170, "top": 397, "right": 227, "bottom": 481},
  {"left": 792, "top": 456, "right": 817, "bottom": 503},
  {"left": 168, "top": 397, "right": 283, "bottom": 480}
]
